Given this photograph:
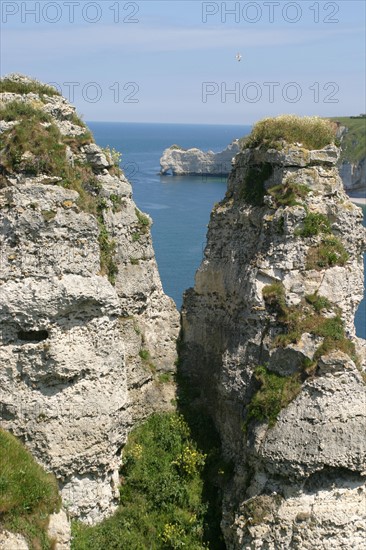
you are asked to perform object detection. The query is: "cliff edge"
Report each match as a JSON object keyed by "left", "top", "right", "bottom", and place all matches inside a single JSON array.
[
  {"left": 0, "top": 74, "right": 179, "bottom": 525},
  {"left": 181, "top": 115, "right": 366, "bottom": 549}
]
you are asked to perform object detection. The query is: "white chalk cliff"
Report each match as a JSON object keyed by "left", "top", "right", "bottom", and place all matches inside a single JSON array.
[
  {"left": 181, "top": 141, "right": 366, "bottom": 548},
  {"left": 0, "top": 74, "right": 179, "bottom": 526}
]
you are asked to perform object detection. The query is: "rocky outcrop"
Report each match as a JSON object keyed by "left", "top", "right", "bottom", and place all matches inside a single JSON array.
[
  {"left": 0, "top": 74, "right": 179, "bottom": 525},
  {"left": 181, "top": 139, "right": 366, "bottom": 548},
  {"left": 160, "top": 140, "right": 239, "bottom": 176}
]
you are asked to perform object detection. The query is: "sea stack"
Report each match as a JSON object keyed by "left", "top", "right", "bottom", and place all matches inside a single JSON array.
[
  {"left": 160, "top": 140, "right": 240, "bottom": 176},
  {"left": 181, "top": 116, "right": 366, "bottom": 548}
]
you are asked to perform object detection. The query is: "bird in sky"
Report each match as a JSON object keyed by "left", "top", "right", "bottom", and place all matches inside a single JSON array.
[{"left": 235, "top": 52, "right": 242, "bottom": 62}]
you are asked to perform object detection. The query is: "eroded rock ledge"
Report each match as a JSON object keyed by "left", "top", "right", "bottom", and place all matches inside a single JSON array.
[
  {"left": 181, "top": 126, "right": 366, "bottom": 548},
  {"left": 0, "top": 74, "right": 179, "bottom": 525}
]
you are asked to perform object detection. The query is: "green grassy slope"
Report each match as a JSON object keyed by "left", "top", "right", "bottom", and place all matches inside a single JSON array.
[
  {"left": 329, "top": 116, "right": 366, "bottom": 163},
  {"left": 0, "top": 429, "right": 61, "bottom": 549}
]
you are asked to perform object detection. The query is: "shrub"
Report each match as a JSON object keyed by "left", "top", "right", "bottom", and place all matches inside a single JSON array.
[
  {"left": 71, "top": 413, "right": 209, "bottom": 550},
  {"left": 262, "top": 282, "right": 286, "bottom": 315},
  {"left": 246, "top": 366, "right": 302, "bottom": 427},
  {"left": 305, "top": 293, "right": 332, "bottom": 312},
  {"left": 0, "top": 429, "right": 60, "bottom": 548},
  {"left": 268, "top": 179, "right": 310, "bottom": 207},
  {"left": 158, "top": 372, "right": 173, "bottom": 384},
  {"left": 139, "top": 349, "right": 150, "bottom": 361},
  {"left": 296, "top": 212, "right": 331, "bottom": 237},
  {"left": 239, "top": 163, "right": 273, "bottom": 206},
  {"left": 243, "top": 115, "right": 337, "bottom": 150},
  {"left": 306, "top": 237, "right": 349, "bottom": 270}
]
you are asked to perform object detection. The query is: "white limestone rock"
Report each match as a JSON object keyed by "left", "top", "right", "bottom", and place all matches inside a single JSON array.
[
  {"left": 47, "top": 509, "right": 71, "bottom": 549},
  {"left": 0, "top": 531, "right": 29, "bottom": 550},
  {"left": 160, "top": 140, "right": 240, "bottom": 175},
  {"left": 0, "top": 73, "right": 179, "bottom": 524},
  {"left": 182, "top": 141, "right": 366, "bottom": 548}
]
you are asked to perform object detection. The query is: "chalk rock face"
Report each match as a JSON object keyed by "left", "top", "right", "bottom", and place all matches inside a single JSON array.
[
  {"left": 181, "top": 140, "right": 366, "bottom": 548},
  {"left": 160, "top": 140, "right": 240, "bottom": 175},
  {"left": 0, "top": 74, "right": 179, "bottom": 524},
  {"left": 0, "top": 531, "right": 29, "bottom": 549},
  {"left": 339, "top": 158, "right": 366, "bottom": 190}
]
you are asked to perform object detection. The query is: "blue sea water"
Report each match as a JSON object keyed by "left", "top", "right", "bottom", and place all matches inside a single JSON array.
[{"left": 88, "top": 122, "right": 365, "bottom": 339}]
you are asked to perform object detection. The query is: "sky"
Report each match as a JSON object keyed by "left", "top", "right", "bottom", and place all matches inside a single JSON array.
[{"left": 1, "top": 0, "right": 365, "bottom": 124}]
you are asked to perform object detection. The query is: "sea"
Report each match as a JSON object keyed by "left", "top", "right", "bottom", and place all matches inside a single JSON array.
[{"left": 88, "top": 122, "right": 365, "bottom": 340}]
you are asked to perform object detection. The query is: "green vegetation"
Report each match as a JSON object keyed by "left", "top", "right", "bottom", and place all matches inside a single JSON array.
[
  {"left": 262, "top": 282, "right": 286, "bottom": 315},
  {"left": 0, "top": 78, "right": 60, "bottom": 96},
  {"left": 139, "top": 348, "right": 158, "bottom": 374},
  {"left": 98, "top": 221, "right": 118, "bottom": 285},
  {"left": 0, "top": 102, "right": 68, "bottom": 177},
  {"left": 329, "top": 116, "right": 366, "bottom": 163},
  {"left": 72, "top": 413, "right": 209, "bottom": 550},
  {"left": 175, "top": 370, "right": 231, "bottom": 549},
  {"left": 305, "top": 292, "right": 332, "bottom": 313},
  {"left": 158, "top": 372, "right": 173, "bottom": 384},
  {"left": 139, "top": 349, "right": 150, "bottom": 361},
  {"left": 241, "top": 495, "right": 282, "bottom": 526},
  {"left": 246, "top": 366, "right": 302, "bottom": 427},
  {"left": 306, "top": 237, "right": 349, "bottom": 270},
  {"left": 0, "top": 100, "right": 119, "bottom": 284},
  {"left": 262, "top": 283, "right": 357, "bottom": 363},
  {"left": 0, "top": 429, "right": 60, "bottom": 549},
  {"left": 110, "top": 194, "right": 123, "bottom": 213},
  {"left": 243, "top": 115, "right": 337, "bottom": 150},
  {"left": 169, "top": 144, "right": 185, "bottom": 150},
  {"left": 69, "top": 112, "right": 87, "bottom": 128},
  {"left": 135, "top": 208, "right": 150, "bottom": 232},
  {"left": 41, "top": 210, "right": 56, "bottom": 222},
  {"left": 239, "top": 163, "right": 273, "bottom": 206},
  {"left": 268, "top": 179, "right": 310, "bottom": 207},
  {"left": 296, "top": 212, "right": 331, "bottom": 237}
]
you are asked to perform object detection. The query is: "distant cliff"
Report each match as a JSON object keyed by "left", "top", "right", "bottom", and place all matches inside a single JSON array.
[
  {"left": 160, "top": 140, "right": 239, "bottom": 176},
  {"left": 332, "top": 116, "right": 366, "bottom": 190},
  {"left": 0, "top": 74, "right": 179, "bottom": 527},
  {"left": 181, "top": 115, "right": 366, "bottom": 548}
]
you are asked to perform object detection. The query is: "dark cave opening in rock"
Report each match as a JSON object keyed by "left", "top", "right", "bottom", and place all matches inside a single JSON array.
[{"left": 17, "top": 330, "right": 49, "bottom": 342}]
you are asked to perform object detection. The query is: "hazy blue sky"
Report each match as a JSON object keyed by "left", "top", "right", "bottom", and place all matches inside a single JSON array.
[{"left": 1, "top": 0, "right": 365, "bottom": 123}]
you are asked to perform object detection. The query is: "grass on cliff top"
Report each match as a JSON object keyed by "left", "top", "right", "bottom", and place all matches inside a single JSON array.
[
  {"left": 72, "top": 413, "right": 214, "bottom": 550},
  {"left": 0, "top": 103, "right": 69, "bottom": 177},
  {"left": 328, "top": 116, "right": 366, "bottom": 163},
  {"left": 0, "top": 77, "right": 60, "bottom": 96},
  {"left": 0, "top": 101, "right": 92, "bottom": 177},
  {"left": 0, "top": 429, "right": 61, "bottom": 550},
  {"left": 0, "top": 100, "right": 118, "bottom": 285},
  {"left": 243, "top": 115, "right": 337, "bottom": 150}
]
